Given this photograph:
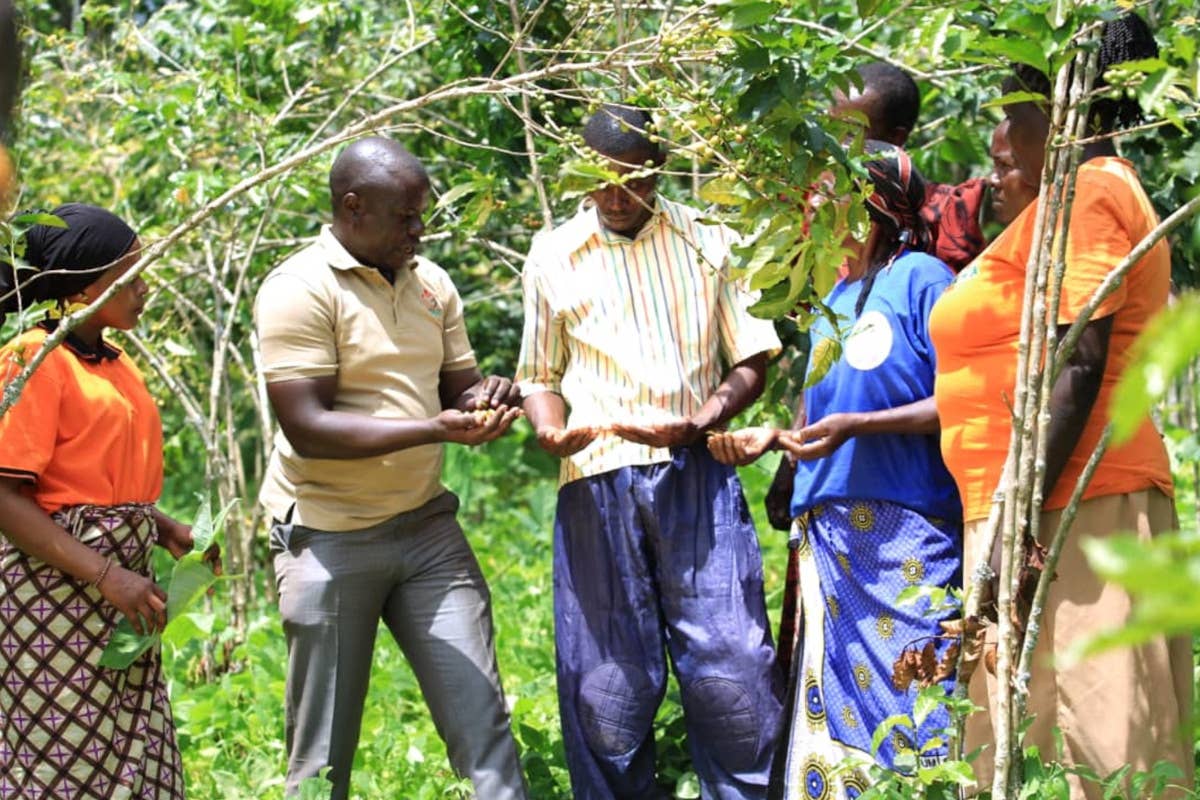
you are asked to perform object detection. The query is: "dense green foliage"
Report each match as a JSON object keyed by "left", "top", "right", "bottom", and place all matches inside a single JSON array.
[{"left": 3, "top": 0, "right": 1200, "bottom": 796}]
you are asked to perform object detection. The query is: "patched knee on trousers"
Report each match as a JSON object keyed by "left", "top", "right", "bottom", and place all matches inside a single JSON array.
[
  {"left": 681, "top": 676, "right": 760, "bottom": 772},
  {"left": 578, "top": 662, "right": 657, "bottom": 758}
]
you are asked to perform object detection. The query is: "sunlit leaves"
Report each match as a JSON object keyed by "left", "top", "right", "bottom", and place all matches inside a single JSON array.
[
  {"left": 1065, "top": 529, "right": 1200, "bottom": 662},
  {"left": 1110, "top": 293, "right": 1200, "bottom": 444},
  {"left": 98, "top": 495, "right": 230, "bottom": 669}
]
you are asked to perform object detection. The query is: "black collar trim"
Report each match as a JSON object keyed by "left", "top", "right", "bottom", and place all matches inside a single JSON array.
[{"left": 37, "top": 319, "right": 122, "bottom": 363}]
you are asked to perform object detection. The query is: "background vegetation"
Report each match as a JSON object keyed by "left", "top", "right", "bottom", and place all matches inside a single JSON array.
[{"left": 2, "top": 0, "right": 1199, "bottom": 796}]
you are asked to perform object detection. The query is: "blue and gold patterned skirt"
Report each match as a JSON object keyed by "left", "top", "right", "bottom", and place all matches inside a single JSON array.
[{"left": 775, "top": 499, "right": 961, "bottom": 799}]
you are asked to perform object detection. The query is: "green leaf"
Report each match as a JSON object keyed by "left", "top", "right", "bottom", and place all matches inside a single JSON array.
[
  {"left": 870, "top": 713, "right": 912, "bottom": 756},
  {"left": 98, "top": 621, "right": 160, "bottom": 669},
  {"left": 160, "top": 610, "right": 215, "bottom": 647},
  {"left": 803, "top": 336, "right": 840, "bottom": 389},
  {"left": 913, "top": 685, "right": 944, "bottom": 727},
  {"left": 10, "top": 212, "right": 68, "bottom": 228},
  {"left": 894, "top": 585, "right": 924, "bottom": 607},
  {"left": 725, "top": 1, "right": 777, "bottom": 30},
  {"left": 929, "top": 759, "right": 976, "bottom": 786},
  {"left": 190, "top": 495, "right": 236, "bottom": 554},
  {"left": 698, "top": 175, "right": 749, "bottom": 207},
  {"left": 436, "top": 179, "right": 488, "bottom": 210},
  {"left": 981, "top": 91, "right": 1048, "bottom": 110},
  {"left": 1110, "top": 294, "right": 1200, "bottom": 443},
  {"left": 98, "top": 494, "right": 230, "bottom": 669},
  {"left": 674, "top": 771, "right": 701, "bottom": 799},
  {"left": 974, "top": 35, "right": 1050, "bottom": 74},
  {"left": 1064, "top": 530, "right": 1200, "bottom": 662},
  {"left": 556, "top": 159, "right": 622, "bottom": 200},
  {"left": 165, "top": 555, "right": 220, "bottom": 621}
]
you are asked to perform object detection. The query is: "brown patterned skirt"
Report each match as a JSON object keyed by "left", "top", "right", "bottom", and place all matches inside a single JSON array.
[{"left": 0, "top": 503, "right": 184, "bottom": 799}]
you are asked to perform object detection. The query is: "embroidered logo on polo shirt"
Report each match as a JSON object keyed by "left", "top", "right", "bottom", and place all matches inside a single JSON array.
[{"left": 420, "top": 287, "right": 443, "bottom": 318}]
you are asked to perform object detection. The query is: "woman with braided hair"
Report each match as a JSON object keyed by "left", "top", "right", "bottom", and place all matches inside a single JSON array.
[
  {"left": 930, "top": 11, "right": 1192, "bottom": 797},
  {"left": 0, "top": 204, "right": 212, "bottom": 798},
  {"left": 709, "top": 142, "right": 963, "bottom": 798}
]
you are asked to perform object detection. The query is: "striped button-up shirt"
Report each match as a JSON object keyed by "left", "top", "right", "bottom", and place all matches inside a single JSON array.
[{"left": 515, "top": 195, "right": 781, "bottom": 485}]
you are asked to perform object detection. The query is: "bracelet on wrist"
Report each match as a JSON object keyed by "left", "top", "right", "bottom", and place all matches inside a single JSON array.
[{"left": 90, "top": 556, "right": 114, "bottom": 589}]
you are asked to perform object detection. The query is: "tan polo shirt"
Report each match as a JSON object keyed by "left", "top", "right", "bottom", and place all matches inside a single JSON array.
[{"left": 255, "top": 226, "right": 476, "bottom": 531}]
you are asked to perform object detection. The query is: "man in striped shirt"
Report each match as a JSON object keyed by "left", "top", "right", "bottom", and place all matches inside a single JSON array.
[{"left": 515, "top": 105, "right": 783, "bottom": 800}]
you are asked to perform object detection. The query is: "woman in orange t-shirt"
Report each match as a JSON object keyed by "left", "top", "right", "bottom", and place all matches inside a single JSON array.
[
  {"left": 929, "top": 14, "right": 1191, "bottom": 798},
  {"left": 0, "top": 205, "right": 209, "bottom": 798}
]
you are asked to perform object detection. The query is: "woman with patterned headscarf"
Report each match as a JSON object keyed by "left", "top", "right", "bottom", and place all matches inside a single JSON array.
[
  {"left": 0, "top": 204, "right": 212, "bottom": 798},
  {"left": 708, "top": 142, "right": 963, "bottom": 797}
]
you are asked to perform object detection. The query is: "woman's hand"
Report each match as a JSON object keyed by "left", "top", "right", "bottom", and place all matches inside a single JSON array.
[
  {"left": 154, "top": 508, "right": 222, "bottom": 576},
  {"left": 778, "top": 412, "right": 862, "bottom": 461},
  {"left": 99, "top": 564, "right": 167, "bottom": 635},
  {"left": 157, "top": 516, "right": 194, "bottom": 560},
  {"left": 707, "top": 427, "right": 779, "bottom": 466}
]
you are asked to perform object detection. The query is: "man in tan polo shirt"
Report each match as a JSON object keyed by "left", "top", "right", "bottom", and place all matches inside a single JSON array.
[{"left": 254, "top": 136, "right": 528, "bottom": 800}]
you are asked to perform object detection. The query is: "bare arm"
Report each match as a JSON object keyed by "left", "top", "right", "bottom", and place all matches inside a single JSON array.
[
  {"left": 152, "top": 507, "right": 193, "bottom": 559},
  {"left": 779, "top": 396, "right": 939, "bottom": 461},
  {"left": 266, "top": 375, "right": 516, "bottom": 460},
  {"left": 268, "top": 376, "right": 442, "bottom": 459},
  {"left": 0, "top": 478, "right": 167, "bottom": 634},
  {"left": 1042, "top": 316, "right": 1111, "bottom": 500},
  {"left": 837, "top": 395, "right": 940, "bottom": 436},
  {"left": 694, "top": 352, "right": 770, "bottom": 430}
]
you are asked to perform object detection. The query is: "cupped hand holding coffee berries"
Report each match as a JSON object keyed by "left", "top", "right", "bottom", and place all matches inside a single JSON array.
[{"left": 434, "top": 405, "right": 522, "bottom": 445}]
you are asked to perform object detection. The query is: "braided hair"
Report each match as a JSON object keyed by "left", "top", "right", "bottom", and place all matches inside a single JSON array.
[
  {"left": 1093, "top": 12, "right": 1159, "bottom": 132},
  {"left": 1000, "top": 11, "right": 1158, "bottom": 134}
]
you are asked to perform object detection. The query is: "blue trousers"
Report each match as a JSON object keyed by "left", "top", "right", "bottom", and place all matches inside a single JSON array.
[{"left": 554, "top": 445, "right": 783, "bottom": 800}]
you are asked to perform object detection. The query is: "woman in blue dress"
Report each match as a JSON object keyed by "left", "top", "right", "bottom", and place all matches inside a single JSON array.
[{"left": 709, "top": 142, "right": 963, "bottom": 799}]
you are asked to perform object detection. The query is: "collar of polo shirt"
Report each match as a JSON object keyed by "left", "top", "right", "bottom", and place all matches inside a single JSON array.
[{"left": 318, "top": 225, "right": 416, "bottom": 285}]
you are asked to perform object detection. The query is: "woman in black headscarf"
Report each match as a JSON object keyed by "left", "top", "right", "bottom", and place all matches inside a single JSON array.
[
  {"left": 708, "top": 144, "right": 963, "bottom": 797},
  {"left": 0, "top": 204, "right": 202, "bottom": 799}
]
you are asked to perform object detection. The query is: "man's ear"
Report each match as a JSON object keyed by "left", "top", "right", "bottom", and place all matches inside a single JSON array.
[{"left": 341, "top": 191, "right": 362, "bottom": 219}]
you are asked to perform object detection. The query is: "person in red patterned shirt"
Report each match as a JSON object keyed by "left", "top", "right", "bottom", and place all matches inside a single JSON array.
[{"left": 831, "top": 61, "right": 987, "bottom": 272}]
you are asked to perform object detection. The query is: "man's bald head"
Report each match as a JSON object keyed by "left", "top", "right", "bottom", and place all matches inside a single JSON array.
[
  {"left": 327, "top": 136, "right": 430, "bottom": 275},
  {"left": 329, "top": 136, "right": 427, "bottom": 216}
]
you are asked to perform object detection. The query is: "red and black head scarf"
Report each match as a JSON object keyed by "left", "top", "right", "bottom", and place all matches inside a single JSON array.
[
  {"left": 862, "top": 140, "right": 932, "bottom": 254},
  {"left": 1, "top": 203, "right": 137, "bottom": 325},
  {"left": 850, "top": 142, "right": 933, "bottom": 317}
]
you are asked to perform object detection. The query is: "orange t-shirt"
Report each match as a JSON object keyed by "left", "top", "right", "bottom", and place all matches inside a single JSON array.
[
  {"left": 930, "top": 157, "right": 1173, "bottom": 523},
  {"left": 0, "top": 325, "right": 164, "bottom": 513}
]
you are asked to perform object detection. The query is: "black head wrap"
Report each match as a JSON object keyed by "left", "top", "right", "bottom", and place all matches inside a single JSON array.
[
  {"left": 854, "top": 141, "right": 932, "bottom": 316},
  {"left": 1, "top": 203, "right": 137, "bottom": 324}
]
